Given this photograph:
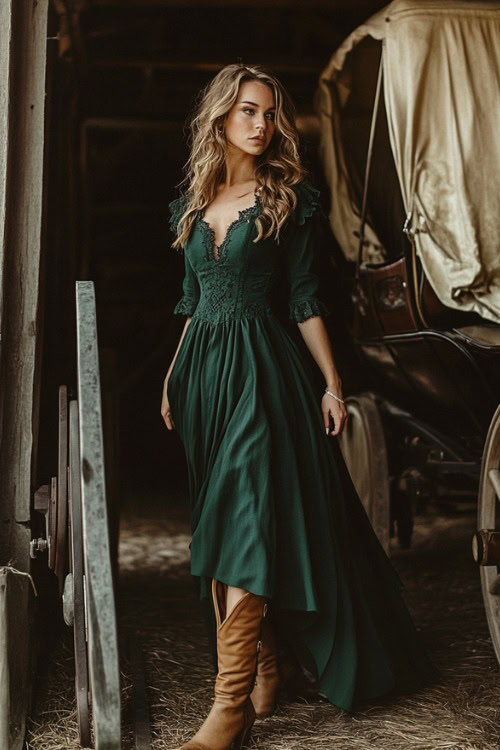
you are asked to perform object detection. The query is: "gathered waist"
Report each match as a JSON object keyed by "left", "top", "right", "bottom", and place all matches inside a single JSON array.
[{"left": 191, "top": 303, "right": 275, "bottom": 326}]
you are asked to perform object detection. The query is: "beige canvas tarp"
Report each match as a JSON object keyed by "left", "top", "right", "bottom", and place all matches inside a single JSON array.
[{"left": 316, "top": 0, "right": 500, "bottom": 324}]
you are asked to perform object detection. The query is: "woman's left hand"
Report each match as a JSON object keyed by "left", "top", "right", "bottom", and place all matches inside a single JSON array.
[{"left": 322, "top": 393, "right": 348, "bottom": 437}]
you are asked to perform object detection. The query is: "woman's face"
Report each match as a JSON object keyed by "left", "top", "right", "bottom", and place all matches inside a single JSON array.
[{"left": 223, "top": 80, "right": 276, "bottom": 156}]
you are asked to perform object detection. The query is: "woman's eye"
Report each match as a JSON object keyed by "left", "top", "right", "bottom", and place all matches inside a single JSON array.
[{"left": 242, "top": 108, "right": 274, "bottom": 122}]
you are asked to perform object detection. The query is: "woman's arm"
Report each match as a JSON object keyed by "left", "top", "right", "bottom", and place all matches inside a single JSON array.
[
  {"left": 165, "top": 316, "right": 192, "bottom": 381},
  {"left": 161, "top": 316, "right": 192, "bottom": 430},
  {"left": 297, "top": 315, "right": 347, "bottom": 437},
  {"left": 279, "top": 181, "right": 347, "bottom": 435}
]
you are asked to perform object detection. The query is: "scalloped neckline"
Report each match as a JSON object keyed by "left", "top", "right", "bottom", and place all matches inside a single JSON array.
[{"left": 198, "top": 194, "right": 261, "bottom": 262}]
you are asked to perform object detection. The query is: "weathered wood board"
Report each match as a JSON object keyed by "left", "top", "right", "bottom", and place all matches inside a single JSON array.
[
  {"left": 76, "top": 281, "right": 121, "bottom": 749},
  {"left": 0, "top": 2, "right": 49, "bottom": 748}
]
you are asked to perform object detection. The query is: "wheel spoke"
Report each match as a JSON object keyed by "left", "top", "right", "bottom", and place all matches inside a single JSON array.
[
  {"left": 478, "top": 403, "right": 500, "bottom": 665},
  {"left": 488, "top": 468, "right": 500, "bottom": 503},
  {"left": 55, "top": 385, "right": 69, "bottom": 595}
]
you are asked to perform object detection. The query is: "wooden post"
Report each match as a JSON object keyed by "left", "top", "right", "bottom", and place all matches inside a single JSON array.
[
  {"left": 0, "top": 2, "right": 49, "bottom": 747},
  {"left": 0, "top": 570, "right": 35, "bottom": 750}
]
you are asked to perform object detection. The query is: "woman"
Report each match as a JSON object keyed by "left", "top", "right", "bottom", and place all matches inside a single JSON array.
[{"left": 161, "top": 63, "right": 438, "bottom": 750}]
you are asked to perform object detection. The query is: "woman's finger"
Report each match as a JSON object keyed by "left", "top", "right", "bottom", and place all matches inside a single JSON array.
[
  {"left": 322, "top": 395, "right": 347, "bottom": 436},
  {"left": 323, "top": 404, "right": 336, "bottom": 433},
  {"left": 322, "top": 404, "right": 331, "bottom": 433},
  {"left": 329, "top": 410, "right": 340, "bottom": 436},
  {"left": 161, "top": 406, "right": 175, "bottom": 431},
  {"left": 329, "top": 404, "right": 347, "bottom": 437}
]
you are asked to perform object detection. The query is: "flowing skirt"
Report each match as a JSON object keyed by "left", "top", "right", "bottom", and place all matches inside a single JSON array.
[{"left": 167, "top": 312, "right": 439, "bottom": 711}]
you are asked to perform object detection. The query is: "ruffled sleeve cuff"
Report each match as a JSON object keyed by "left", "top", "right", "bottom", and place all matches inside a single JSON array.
[
  {"left": 291, "top": 180, "right": 327, "bottom": 225},
  {"left": 173, "top": 296, "right": 198, "bottom": 317},
  {"left": 288, "top": 297, "right": 330, "bottom": 323}
]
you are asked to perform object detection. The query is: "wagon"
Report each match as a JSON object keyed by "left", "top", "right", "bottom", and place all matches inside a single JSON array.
[{"left": 315, "top": 0, "right": 500, "bottom": 661}]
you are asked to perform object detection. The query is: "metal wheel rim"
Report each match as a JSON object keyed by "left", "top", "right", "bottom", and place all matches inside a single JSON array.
[
  {"left": 69, "top": 398, "right": 92, "bottom": 748},
  {"left": 338, "top": 393, "right": 390, "bottom": 554},
  {"left": 478, "top": 403, "right": 500, "bottom": 664}
]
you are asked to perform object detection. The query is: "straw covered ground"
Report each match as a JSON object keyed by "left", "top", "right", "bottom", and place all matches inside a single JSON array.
[{"left": 27, "top": 488, "right": 500, "bottom": 750}]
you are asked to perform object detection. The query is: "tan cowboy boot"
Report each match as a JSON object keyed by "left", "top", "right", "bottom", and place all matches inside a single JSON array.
[
  {"left": 180, "top": 579, "right": 267, "bottom": 750},
  {"left": 249, "top": 603, "right": 280, "bottom": 718}
]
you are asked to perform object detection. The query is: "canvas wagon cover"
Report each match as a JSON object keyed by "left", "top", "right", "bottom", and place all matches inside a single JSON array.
[{"left": 315, "top": 0, "right": 500, "bottom": 324}]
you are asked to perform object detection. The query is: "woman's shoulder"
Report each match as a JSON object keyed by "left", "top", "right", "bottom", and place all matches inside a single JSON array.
[{"left": 289, "top": 179, "right": 325, "bottom": 225}]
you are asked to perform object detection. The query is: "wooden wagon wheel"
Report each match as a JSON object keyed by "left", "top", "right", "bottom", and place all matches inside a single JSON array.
[
  {"left": 35, "top": 386, "right": 69, "bottom": 587},
  {"left": 33, "top": 283, "right": 120, "bottom": 747},
  {"left": 64, "top": 397, "right": 92, "bottom": 747},
  {"left": 472, "top": 404, "right": 500, "bottom": 664},
  {"left": 337, "top": 393, "right": 390, "bottom": 554},
  {"left": 75, "top": 280, "right": 121, "bottom": 749}
]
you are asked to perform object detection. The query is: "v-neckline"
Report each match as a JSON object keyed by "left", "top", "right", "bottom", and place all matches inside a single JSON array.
[{"left": 199, "top": 193, "right": 261, "bottom": 262}]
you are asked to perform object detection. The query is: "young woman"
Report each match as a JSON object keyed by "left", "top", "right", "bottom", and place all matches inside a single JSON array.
[{"left": 161, "top": 63, "right": 438, "bottom": 750}]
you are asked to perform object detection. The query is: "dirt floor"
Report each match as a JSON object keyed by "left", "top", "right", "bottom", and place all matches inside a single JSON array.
[{"left": 27, "top": 488, "right": 500, "bottom": 750}]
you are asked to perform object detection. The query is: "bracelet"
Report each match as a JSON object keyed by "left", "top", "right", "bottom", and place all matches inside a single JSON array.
[{"left": 324, "top": 388, "right": 345, "bottom": 405}]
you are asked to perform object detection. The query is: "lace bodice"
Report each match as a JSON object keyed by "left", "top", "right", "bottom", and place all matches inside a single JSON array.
[
  {"left": 168, "top": 180, "right": 330, "bottom": 325},
  {"left": 199, "top": 199, "right": 260, "bottom": 262}
]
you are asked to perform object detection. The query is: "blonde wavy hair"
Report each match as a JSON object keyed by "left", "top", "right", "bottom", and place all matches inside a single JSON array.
[{"left": 170, "top": 63, "right": 309, "bottom": 251}]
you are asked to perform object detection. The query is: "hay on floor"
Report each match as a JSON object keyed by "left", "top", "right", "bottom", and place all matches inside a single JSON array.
[{"left": 27, "top": 498, "right": 500, "bottom": 750}]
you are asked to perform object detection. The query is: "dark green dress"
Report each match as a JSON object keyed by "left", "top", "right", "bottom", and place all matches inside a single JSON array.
[{"left": 167, "top": 180, "right": 439, "bottom": 712}]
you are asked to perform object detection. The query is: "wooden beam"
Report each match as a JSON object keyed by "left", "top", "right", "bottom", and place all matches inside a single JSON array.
[
  {"left": 0, "top": 2, "right": 49, "bottom": 748},
  {"left": 91, "top": 58, "right": 326, "bottom": 74},
  {"left": 0, "top": 568, "right": 35, "bottom": 750},
  {"left": 0, "top": 0, "right": 11, "bottom": 352},
  {"left": 89, "top": 0, "right": 379, "bottom": 8},
  {"left": 0, "top": 0, "right": 49, "bottom": 566},
  {"left": 83, "top": 116, "right": 180, "bottom": 131}
]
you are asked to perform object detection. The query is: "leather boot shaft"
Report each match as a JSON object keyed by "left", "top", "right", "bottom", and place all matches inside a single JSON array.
[
  {"left": 180, "top": 580, "right": 267, "bottom": 750},
  {"left": 250, "top": 603, "right": 280, "bottom": 718}
]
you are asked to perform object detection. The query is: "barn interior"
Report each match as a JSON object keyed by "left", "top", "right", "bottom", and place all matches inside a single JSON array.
[
  {"left": 37, "top": 0, "right": 382, "bottom": 504},
  {"left": 24, "top": 1, "right": 500, "bottom": 748}
]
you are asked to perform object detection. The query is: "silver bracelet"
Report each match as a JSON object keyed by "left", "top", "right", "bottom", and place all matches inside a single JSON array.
[{"left": 324, "top": 388, "right": 345, "bottom": 405}]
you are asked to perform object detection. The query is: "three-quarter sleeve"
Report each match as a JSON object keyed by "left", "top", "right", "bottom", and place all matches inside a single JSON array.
[
  {"left": 173, "top": 251, "right": 200, "bottom": 316},
  {"left": 168, "top": 195, "right": 200, "bottom": 316},
  {"left": 286, "top": 182, "right": 331, "bottom": 323}
]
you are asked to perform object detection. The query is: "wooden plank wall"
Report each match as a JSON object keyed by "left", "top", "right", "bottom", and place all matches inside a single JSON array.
[{"left": 0, "top": 2, "right": 49, "bottom": 748}]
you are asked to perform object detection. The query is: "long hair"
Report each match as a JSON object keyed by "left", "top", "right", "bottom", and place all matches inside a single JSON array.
[{"left": 170, "top": 63, "right": 309, "bottom": 251}]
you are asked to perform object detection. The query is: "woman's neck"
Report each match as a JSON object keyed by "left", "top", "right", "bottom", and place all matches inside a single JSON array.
[{"left": 221, "top": 149, "right": 256, "bottom": 189}]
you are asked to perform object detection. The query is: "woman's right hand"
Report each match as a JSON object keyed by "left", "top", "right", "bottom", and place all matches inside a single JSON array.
[
  {"left": 161, "top": 375, "right": 175, "bottom": 430},
  {"left": 161, "top": 316, "right": 192, "bottom": 432}
]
